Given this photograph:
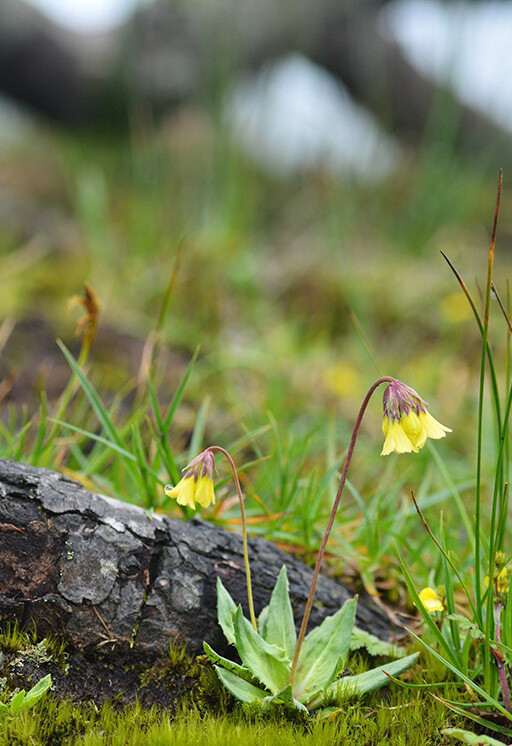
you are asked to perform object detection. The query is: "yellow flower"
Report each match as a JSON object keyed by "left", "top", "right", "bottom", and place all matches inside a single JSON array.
[
  {"left": 485, "top": 566, "right": 509, "bottom": 595},
  {"left": 381, "top": 380, "right": 451, "bottom": 456},
  {"left": 418, "top": 587, "right": 444, "bottom": 613},
  {"left": 164, "top": 449, "right": 216, "bottom": 510},
  {"left": 164, "top": 475, "right": 215, "bottom": 509}
]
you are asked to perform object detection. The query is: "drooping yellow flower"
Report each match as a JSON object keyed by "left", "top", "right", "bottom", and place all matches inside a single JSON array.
[
  {"left": 381, "top": 380, "right": 451, "bottom": 456},
  {"left": 164, "top": 450, "right": 216, "bottom": 510},
  {"left": 418, "top": 587, "right": 444, "bottom": 613}
]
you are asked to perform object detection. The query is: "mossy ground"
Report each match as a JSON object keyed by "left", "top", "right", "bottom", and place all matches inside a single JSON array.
[
  {"left": 0, "top": 656, "right": 464, "bottom": 746},
  {"left": 0, "top": 622, "right": 472, "bottom": 744}
]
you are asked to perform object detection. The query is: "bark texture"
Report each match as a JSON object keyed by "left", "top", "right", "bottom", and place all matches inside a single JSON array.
[{"left": 0, "top": 458, "right": 393, "bottom": 659}]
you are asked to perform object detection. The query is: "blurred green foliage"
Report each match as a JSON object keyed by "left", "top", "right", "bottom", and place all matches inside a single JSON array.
[{"left": 0, "top": 107, "right": 510, "bottom": 617}]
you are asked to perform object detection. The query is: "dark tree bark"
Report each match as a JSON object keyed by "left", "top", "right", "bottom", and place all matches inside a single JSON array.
[{"left": 0, "top": 458, "right": 393, "bottom": 661}]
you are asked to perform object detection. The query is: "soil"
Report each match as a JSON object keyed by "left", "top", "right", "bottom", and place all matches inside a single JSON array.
[{"left": 1, "top": 639, "right": 202, "bottom": 710}]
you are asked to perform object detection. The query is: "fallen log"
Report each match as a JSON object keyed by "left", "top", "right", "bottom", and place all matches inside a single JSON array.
[{"left": 0, "top": 458, "right": 394, "bottom": 701}]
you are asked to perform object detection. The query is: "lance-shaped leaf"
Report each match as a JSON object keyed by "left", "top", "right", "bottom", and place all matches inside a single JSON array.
[
  {"left": 216, "top": 576, "right": 237, "bottom": 645},
  {"left": 234, "top": 606, "right": 290, "bottom": 694},
  {"left": 258, "top": 604, "right": 269, "bottom": 637},
  {"left": 322, "top": 652, "right": 418, "bottom": 705},
  {"left": 8, "top": 691, "right": 27, "bottom": 716},
  {"left": 350, "top": 627, "right": 406, "bottom": 658},
  {"left": 203, "top": 642, "right": 253, "bottom": 682},
  {"left": 293, "top": 597, "right": 357, "bottom": 701},
  {"left": 22, "top": 674, "right": 52, "bottom": 707},
  {"left": 259, "top": 565, "right": 296, "bottom": 659},
  {"left": 214, "top": 667, "right": 267, "bottom": 704},
  {"left": 441, "top": 728, "right": 506, "bottom": 745},
  {"left": 262, "top": 684, "right": 309, "bottom": 712}
]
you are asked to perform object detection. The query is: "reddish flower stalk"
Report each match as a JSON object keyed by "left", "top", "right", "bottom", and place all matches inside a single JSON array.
[{"left": 289, "top": 376, "right": 394, "bottom": 686}]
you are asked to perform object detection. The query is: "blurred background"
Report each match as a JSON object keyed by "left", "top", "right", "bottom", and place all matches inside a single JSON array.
[{"left": 0, "top": 0, "right": 511, "bottom": 585}]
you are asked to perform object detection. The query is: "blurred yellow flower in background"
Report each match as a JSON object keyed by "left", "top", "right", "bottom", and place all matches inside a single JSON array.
[
  {"left": 323, "top": 362, "right": 360, "bottom": 397},
  {"left": 440, "top": 292, "right": 472, "bottom": 324}
]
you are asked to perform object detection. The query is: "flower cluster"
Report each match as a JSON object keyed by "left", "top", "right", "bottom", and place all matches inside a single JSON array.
[
  {"left": 164, "top": 449, "right": 216, "bottom": 510},
  {"left": 381, "top": 380, "right": 451, "bottom": 456},
  {"left": 485, "top": 552, "right": 510, "bottom": 597}
]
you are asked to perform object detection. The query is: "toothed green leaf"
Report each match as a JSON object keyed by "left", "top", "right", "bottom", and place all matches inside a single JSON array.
[
  {"left": 234, "top": 606, "right": 290, "bottom": 694},
  {"left": 216, "top": 577, "right": 237, "bottom": 645},
  {"left": 258, "top": 604, "right": 269, "bottom": 637},
  {"left": 322, "top": 652, "right": 418, "bottom": 704},
  {"left": 262, "top": 684, "right": 309, "bottom": 712},
  {"left": 203, "top": 642, "right": 252, "bottom": 682},
  {"left": 441, "top": 728, "right": 506, "bottom": 745},
  {"left": 350, "top": 627, "right": 405, "bottom": 658},
  {"left": 260, "top": 565, "right": 296, "bottom": 659},
  {"left": 294, "top": 597, "right": 357, "bottom": 701},
  {"left": 214, "top": 667, "right": 267, "bottom": 703},
  {"left": 446, "top": 614, "right": 485, "bottom": 641}
]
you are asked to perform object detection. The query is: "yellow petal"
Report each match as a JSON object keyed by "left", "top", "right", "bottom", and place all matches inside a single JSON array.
[
  {"left": 419, "top": 411, "right": 452, "bottom": 439},
  {"left": 423, "top": 597, "right": 444, "bottom": 612},
  {"left": 165, "top": 476, "right": 196, "bottom": 509},
  {"left": 194, "top": 476, "right": 215, "bottom": 507},
  {"left": 381, "top": 421, "right": 397, "bottom": 456},
  {"left": 497, "top": 567, "right": 509, "bottom": 593},
  {"left": 402, "top": 411, "right": 421, "bottom": 439},
  {"left": 382, "top": 417, "right": 389, "bottom": 436},
  {"left": 418, "top": 587, "right": 443, "bottom": 612},
  {"left": 402, "top": 411, "right": 427, "bottom": 450},
  {"left": 381, "top": 421, "right": 416, "bottom": 455}
]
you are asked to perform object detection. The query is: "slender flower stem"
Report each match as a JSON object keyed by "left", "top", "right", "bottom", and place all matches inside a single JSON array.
[
  {"left": 289, "top": 376, "right": 394, "bottom": 686},
  {"left": 207, "top": 445, "right": 258, "bottom": 630}
]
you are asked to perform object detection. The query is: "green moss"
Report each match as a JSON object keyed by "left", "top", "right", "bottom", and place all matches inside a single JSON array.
[
  {"left": 139, "top": 640, "right": 200, "bottom": 689},
  {"left": 0, "top": 624, "right": 32, "bottom": 655},
  {"left": 0, "top": 678, "right": 460, "bottom": 746},
  {"left": 0, "top": 624, "right": 68, "bottom": 669},
  {"left": 0, "top": 620, "right": 468, "bottom": 744}
]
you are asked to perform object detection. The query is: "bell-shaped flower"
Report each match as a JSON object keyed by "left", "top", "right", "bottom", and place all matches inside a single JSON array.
[
  {"left": 164, "top": 449, "right": 216, "bottom": 509},
  {"left": 381, "top": 380, "right": 451, "bottom": 456}
]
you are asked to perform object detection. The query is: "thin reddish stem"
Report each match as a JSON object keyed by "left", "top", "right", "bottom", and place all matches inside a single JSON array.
[{"left": 289, "top": 376, "right": 394, "bottom": 686}]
